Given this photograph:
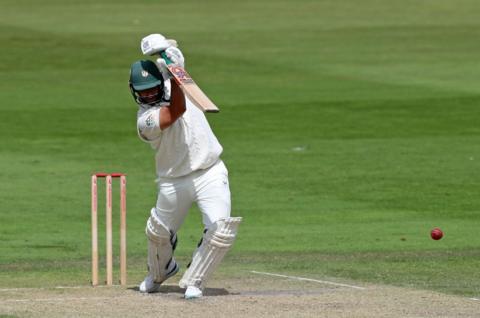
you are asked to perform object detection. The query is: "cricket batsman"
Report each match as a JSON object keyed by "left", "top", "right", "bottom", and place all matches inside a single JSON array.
[{"left": 128, "top": 35, "right": 242, "bottom": 299}]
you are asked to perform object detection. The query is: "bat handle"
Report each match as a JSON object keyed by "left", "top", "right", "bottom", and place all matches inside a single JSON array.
[{"left": 160, "top": 51, "right": 173, "bottom": 65}]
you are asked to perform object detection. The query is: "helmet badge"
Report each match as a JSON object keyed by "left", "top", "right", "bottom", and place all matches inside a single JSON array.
[{"left": 141, "top": 70, "right": 149, "bottom": 77}]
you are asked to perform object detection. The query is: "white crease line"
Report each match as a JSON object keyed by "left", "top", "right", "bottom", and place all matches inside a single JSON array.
[
  {"left": 469, "top": 298, "right": 479, "bottom": 301},
  {"left": 0, "top": 287, "right": 48, "bottom": 292},
  {"left": 55, "top": 285, "right": 118, "bottom": 289},
  {"left": 0, "top": 285, "right": 122, "bottom": 292},
  {"left": 251, "top": 271, "right": 366, "bottom": 290},
  {"left": 0, "top": 297, "right": 110, "bottom": 303}
]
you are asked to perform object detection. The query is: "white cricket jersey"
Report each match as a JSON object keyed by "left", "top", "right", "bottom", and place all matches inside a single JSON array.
[{"left": 136, "top": 97, "right": 223, "bottom": 179}]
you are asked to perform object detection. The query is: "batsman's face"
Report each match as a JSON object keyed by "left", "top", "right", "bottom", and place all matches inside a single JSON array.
[{"left": 138, "top": 86, "right": 161, "bottom": 104}]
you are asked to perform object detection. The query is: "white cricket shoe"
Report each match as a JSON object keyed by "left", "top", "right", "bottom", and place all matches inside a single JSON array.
[
  {"left": 185, "top": 286, "right": 203, "bottom": 299},
  {"left": 139, "top": 260, "right": 179, "bottom": 293},
  {"left": 139, "top": 274, "right": 160, "bottom": 293}
]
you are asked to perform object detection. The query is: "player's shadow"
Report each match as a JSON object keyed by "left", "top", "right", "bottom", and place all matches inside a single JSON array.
[{"left": 129, "top": 285, "right": 230, "bottom": 296}]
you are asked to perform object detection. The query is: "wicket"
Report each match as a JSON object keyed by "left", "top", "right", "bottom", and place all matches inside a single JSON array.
[{"left": 91, "top": 172, "right": 127, "bottom": 286}]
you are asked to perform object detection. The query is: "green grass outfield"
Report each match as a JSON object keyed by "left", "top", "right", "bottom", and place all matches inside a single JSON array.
[{"left": 1, "top": 0, "right": 479, "bottom": 297}]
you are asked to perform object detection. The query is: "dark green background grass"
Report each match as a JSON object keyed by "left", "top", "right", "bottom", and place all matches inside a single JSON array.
[{"left": 1, "top": 0, "right": 479, "bottom": 297}]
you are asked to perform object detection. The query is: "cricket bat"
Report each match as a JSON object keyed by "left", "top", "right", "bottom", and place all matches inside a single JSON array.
[{"left": 160, "top": 52, "right": 219, "bottom": 113}]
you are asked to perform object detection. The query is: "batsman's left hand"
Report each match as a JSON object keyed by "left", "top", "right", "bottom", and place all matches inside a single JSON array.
[{"left": 141, "top": 33, "right": 177, "bottom": 55}]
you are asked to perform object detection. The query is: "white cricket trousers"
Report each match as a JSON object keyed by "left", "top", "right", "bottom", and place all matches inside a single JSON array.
[{"left": 154, "top": 160, "right": 231, "bottom": 232}]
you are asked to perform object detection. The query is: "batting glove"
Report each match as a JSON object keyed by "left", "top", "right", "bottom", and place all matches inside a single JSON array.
[
  {"left": 155, "top": 47, "right": 185, "bottom": 80},
  {"left": 141, "top": 33, "right": 177, "bottom": 55}
]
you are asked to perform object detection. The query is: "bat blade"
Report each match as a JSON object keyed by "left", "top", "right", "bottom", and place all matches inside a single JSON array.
[{"left": 167, "top": 65, "right": 219, "bottom": 113}]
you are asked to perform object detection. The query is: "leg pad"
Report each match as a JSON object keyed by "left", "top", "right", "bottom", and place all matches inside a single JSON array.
[{"left": 179, "top": 217, "right": 242, "bottom": 288}]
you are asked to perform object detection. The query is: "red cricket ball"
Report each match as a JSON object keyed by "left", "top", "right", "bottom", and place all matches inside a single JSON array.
[{"left": 430, "top": 228, "right": 443, "bottom": 240}]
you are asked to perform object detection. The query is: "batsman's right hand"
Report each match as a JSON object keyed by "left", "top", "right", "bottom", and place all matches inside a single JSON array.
[{"left": 155, "top": 47, "right": 185, "bottom": 80}]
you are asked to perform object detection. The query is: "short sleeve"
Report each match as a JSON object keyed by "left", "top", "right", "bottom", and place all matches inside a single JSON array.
[{"left": 137, "top": 107, "right": 161, "bottom": 142}]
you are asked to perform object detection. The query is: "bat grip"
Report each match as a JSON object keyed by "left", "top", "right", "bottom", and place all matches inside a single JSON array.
[{"left": 160, "top": 51, "right": 173, "bottom": 65}]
